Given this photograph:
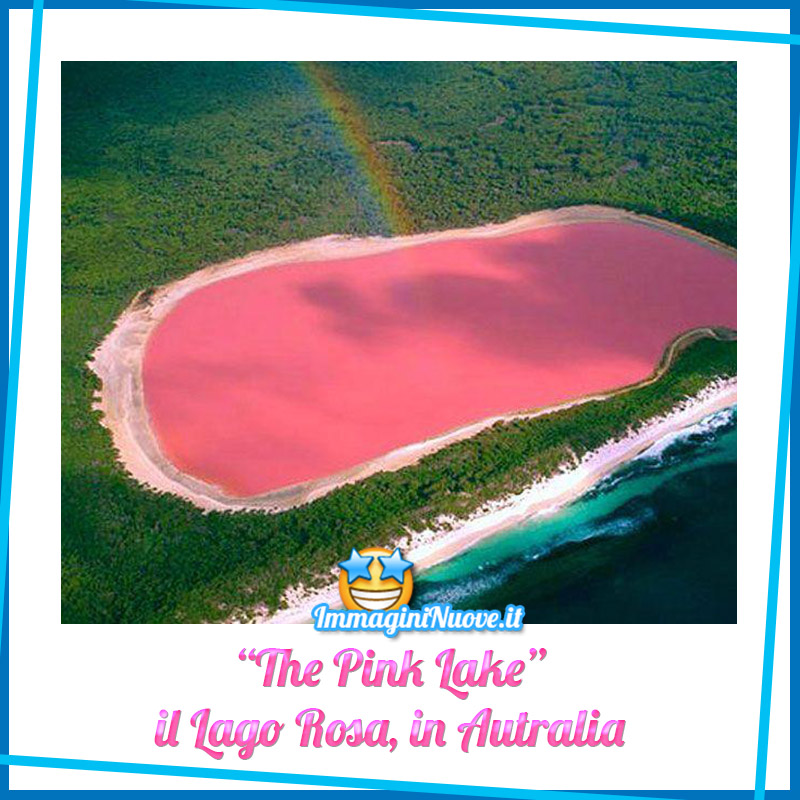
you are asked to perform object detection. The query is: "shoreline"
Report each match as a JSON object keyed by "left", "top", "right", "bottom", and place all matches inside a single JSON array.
[
  {"left": 90, "top": 204, "right": 736, "bottom": 513},
  {"left": 256, "top": 379, "right": 737, "bottom": 624}
]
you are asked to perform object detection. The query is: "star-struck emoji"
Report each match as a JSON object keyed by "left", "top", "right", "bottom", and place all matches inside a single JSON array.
[{"left": 338, "top": 546, "right": 414, "bottom": 611}]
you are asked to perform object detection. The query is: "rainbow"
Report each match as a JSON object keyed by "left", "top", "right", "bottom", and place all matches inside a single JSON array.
[{"left": 298, "top": 62, "right": 414, "bottom": 236}]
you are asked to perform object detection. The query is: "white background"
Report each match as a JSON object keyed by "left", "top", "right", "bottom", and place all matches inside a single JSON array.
[{"left": 8, "top": 5, "right": 791, "bottom": 792}]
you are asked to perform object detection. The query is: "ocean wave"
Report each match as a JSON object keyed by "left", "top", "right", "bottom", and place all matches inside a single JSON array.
[
  {"left": 637, "top": 404, "right": 736, "bottom": 462},
  {"left": 415, "top": 562, "right": 519, "bottom": 606},
  {"left": 415, "top": 504, "right": 657, "bottom": 606},
  {"left": 585, "top": 405, "right": 735, "bottom": 498}
]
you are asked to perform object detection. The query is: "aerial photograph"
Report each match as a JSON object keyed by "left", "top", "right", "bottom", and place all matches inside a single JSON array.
[{"left": 62, "top": 61, "right": 737, "bottom": 624}]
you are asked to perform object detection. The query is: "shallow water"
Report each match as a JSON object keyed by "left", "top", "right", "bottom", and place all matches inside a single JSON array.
[{"left": 412, "top": 406, "right": 737, "bottom": 624}]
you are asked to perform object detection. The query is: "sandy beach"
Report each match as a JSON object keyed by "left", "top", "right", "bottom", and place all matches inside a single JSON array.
[
  {"left": 256, "top": 378, "right": 736, "bottom": 624},
  {"left": 90, "top": 205, "right": 735, "bottom": 512}
]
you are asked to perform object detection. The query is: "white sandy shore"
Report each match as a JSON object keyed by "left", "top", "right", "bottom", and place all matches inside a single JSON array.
[
  {"left": 89, "top": 204, "right": 735, "bottom": 513},
  {"left": 254, "top": 379, "right": 736, "bottom": 624}
]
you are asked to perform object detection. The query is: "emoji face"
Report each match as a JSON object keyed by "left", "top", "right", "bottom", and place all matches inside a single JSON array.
[{"left": 338, "top": 547, "right": 414, "bottom": 611}]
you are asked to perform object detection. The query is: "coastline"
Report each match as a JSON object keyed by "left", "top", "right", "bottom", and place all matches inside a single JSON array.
[
  {"left": 256, "top": 378, "right": 737, "bottom": 624},
  {"left": 90, "top": 204, "right": 735, "bottom": 513}
]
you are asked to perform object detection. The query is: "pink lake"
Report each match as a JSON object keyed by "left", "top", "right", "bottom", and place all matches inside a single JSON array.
[{"left": 143, "top": 222, "right": 736, "bottom": 497}]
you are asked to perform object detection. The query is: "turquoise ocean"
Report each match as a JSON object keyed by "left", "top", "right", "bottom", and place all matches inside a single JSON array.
[{"left": 412, "top": 406, "right": 737, "bottom": 623}]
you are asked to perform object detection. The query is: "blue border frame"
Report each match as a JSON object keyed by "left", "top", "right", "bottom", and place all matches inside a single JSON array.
[{"left": 6, "top": 3, "right": 794, "bottom": 795}]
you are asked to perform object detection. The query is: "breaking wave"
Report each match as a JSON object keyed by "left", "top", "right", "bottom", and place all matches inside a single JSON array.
[{"left": 635, "top": 404, "right": 736, "bottom": 462}]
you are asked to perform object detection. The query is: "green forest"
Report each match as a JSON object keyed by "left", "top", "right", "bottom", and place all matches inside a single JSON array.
[{"left": 62, "top": 62, "right": 736, "bottom": 623}]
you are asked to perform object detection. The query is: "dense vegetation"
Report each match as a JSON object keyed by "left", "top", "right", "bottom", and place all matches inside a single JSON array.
[{"left": 62, "top": 62, "right": 736, "bottom": 623}]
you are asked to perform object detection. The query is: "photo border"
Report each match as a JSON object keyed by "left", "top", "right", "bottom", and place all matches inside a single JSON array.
[{"left": 3, "top": 3, "right": 793, "bottom": 796}]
